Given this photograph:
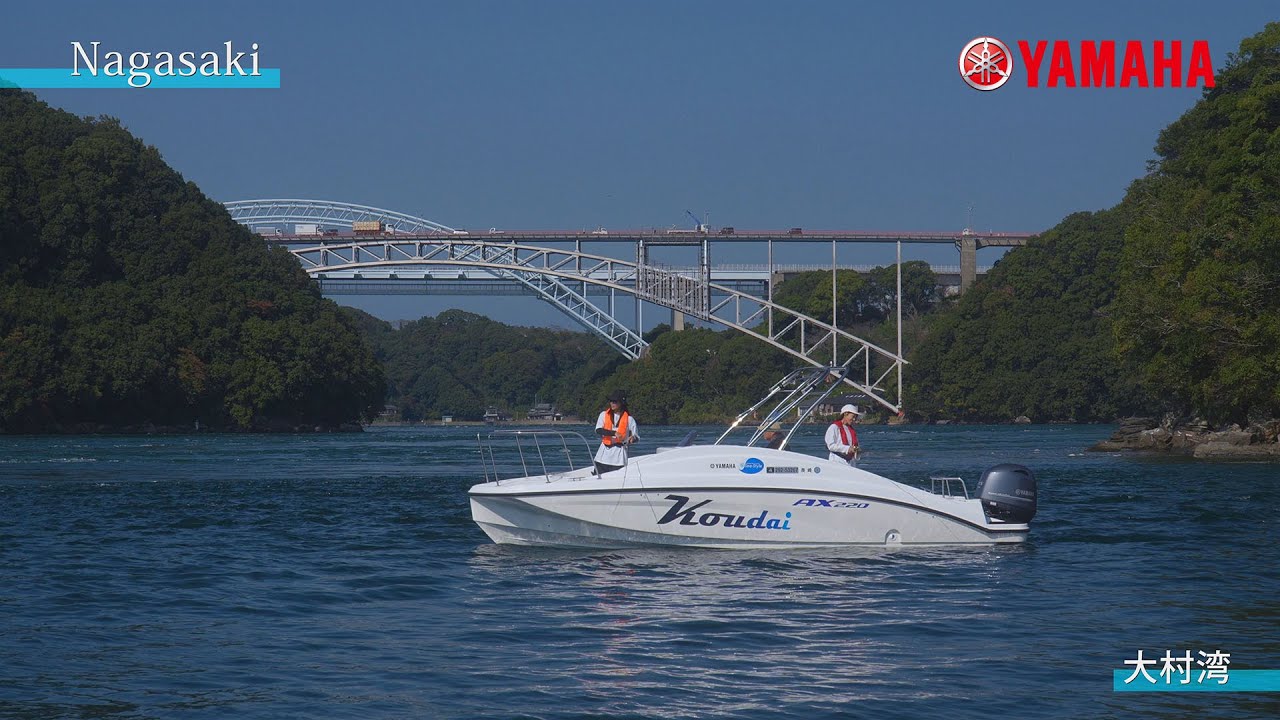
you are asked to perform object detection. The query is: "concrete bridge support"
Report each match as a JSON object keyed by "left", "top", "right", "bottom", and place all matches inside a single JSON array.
[{"left": 959, "top": 236, "right": 978, "bottom": 292}]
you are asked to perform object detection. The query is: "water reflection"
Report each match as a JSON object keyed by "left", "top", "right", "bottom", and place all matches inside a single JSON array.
[{"left": 465, "top": 544, "right": 1027, "bottom": 708}]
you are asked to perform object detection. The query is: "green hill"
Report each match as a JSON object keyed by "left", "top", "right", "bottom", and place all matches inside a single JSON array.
[
  {"left": 1112, "top": 24, "right": 1280, "bottom": 425},
  {"left": 0, "top": 90, "right": 385, "bottom": 432},
  {"left": 356, "top": 313, "right": 797, "bottom": 425},
  {"left": 355, "top": 309, "right": 624, "bottom": 421},
  {"left": 908, "top": 23, "right": 1280, "bottom": 425},
  {"left": 905, "top": 208, "right": 1145, "bottom": 422}
]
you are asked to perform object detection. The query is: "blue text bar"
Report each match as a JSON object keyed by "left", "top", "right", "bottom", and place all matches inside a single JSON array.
[
  {"left": 1113, "top": 669, "right": 1280, "bottom": 692},
  {"left": 0, "top": 68, "right": 280, "bottom": 89}
]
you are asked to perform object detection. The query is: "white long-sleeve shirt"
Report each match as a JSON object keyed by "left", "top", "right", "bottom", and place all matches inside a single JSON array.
[
  {"left": 594, "top": 409, "right": 639, "bottom": 467},
  {"left": 824, "top": 422, "right": 859, "bottom": 465}
]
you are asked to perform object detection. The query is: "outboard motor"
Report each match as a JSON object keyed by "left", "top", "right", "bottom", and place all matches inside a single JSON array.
[{"left": 976, "top": 464, "right": 1037, "bottom": 523}]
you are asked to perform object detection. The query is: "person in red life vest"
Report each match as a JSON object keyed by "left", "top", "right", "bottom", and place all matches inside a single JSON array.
[
  {"left": 825, "top": 404, "right": 863, "bottom": 465},
  {"left": 594, "top": 390, "right": 639, "bottom": 475},
  {"left": 762, "top": 422, "right": 786, "bottom": 449}
]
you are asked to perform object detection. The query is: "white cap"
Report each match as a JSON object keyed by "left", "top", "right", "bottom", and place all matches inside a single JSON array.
[{"left": 840, "top": 404, "right": 863, "bottom": 416}]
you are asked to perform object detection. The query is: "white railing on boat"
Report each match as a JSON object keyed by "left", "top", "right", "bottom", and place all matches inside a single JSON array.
[
  {"left": 478, "top": 429, "right": 595, "bottom": 484},
  {"left": 929, "top": 476, "right": 970, "bottom": 499}
]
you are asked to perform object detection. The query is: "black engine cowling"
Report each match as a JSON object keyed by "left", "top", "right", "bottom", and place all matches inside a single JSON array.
[{"left": 976, "top": 464, "right": 1037, "bottom": 523}]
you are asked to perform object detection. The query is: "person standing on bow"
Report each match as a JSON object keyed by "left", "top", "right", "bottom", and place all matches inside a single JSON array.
[
  {"left": 594, "top": 390, "right": 639, "bottom": 476},
  {"left": 825, "top": 404, "right": 863, "bottom": 465}
]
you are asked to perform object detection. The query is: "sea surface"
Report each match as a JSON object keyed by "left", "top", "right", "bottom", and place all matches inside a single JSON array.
[{"left": 1, "top": 424, "right": 1278, "bottom": 719}]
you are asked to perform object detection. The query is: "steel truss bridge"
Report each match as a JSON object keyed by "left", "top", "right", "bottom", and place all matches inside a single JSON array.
[{"left": 226, "top": 199, "right": 1035, "bottom": 413}]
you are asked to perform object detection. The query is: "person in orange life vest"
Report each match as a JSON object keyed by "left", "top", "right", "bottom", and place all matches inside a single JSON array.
[
  {"left": 594, "top": 390, "right": 639, "bottom": 475},
  {"left": 825, "top": 404, "right": 863, "bottom": 464},
  {"left": 762, "top": 422, "right": 786, "bottom": 449}
]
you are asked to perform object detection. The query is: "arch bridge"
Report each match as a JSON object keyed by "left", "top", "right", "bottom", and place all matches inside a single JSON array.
[{"left": 225, "top": 199, "right": 1035, "bottom": 413}]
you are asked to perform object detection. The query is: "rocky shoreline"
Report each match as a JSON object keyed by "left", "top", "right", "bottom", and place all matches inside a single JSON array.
[{"left": 1090, "top": 416, "right": 1280, "bottom": 460}]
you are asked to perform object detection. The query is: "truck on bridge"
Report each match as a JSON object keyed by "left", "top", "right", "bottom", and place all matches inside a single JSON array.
[{"left": 352, "top": 220, "right": 387, "bottom": 234}]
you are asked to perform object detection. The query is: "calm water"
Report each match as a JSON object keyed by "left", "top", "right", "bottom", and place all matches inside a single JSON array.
[{"left": 1, "top": 425, "right": 1277, "bottom": 719}]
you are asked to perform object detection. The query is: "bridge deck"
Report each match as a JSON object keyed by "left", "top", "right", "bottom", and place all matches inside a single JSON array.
[
  {"left": 261, "top": 230, "right": 1032, "bottom": 247},
  {"left": 311, "top": 263, "right": 991, "bottom": 284}
]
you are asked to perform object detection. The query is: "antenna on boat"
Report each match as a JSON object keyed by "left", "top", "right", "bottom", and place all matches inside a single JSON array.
[
  {"left": 897, "top": 239, "right": 902, "bottom": 408},
  {"left": 832, "top": 238, "right": 838, "bottom": 365}
]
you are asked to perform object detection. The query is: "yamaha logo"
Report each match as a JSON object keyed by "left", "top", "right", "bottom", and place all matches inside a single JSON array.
[
  {"left": 959, "top": 36, "right": 1013, "bottom": 91},
  {"left": 959, "top": 36, "right": 1215, "bottom": 90}
]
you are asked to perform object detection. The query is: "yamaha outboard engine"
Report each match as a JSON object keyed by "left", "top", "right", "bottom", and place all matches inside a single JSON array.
[{"left": 976, "top": 464, "right": 1037, "bottom": 523}]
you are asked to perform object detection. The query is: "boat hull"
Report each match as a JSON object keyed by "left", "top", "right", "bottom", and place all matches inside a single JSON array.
[
  {"left": 469, "top": 447, "right": 1029, "bottom": 548},
  {"left": 471, "top": 490, "right": 1027, "bottom": 548}
]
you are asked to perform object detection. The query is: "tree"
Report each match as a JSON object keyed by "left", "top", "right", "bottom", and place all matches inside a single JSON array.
[
  {"left": 1112, "top": 23, "right": 1280, "bottom": 424},
  {"left": 773, "top": 267, "right": 929, "bottom": 327},
  {"left": 356, "top": 309, "right": 624, "bottom": 421},
  {"left": 905, "top": 209, "right": 1142, "bottom": 422},
  {"left": 864, "top": 261, "right": 941, "bottom": 320},
  {"left": 0, "top": 90, "right": 385, "bottom": 432}
]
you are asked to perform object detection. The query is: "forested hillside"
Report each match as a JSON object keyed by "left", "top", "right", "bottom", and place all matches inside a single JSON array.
[
  {"left": 0, "top": 90, "right": 385, "bottom": 432},
  {"left": 908, "top": 23, "right": 1280, "bottom": 425},
  {"left": 1112, "top": 24, "right": 1280, "bottom": 425},
  {"left": 905, "top": 209, "right": 1146, "bottom": 422},
  {"left": 354, "top": 309, "right": 624, "bottom": 421}
]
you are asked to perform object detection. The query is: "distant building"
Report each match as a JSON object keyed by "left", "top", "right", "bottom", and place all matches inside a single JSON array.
[
  {"left": 441, "top": 415, "right": 453, "bottom": 423},
  {"left": 483, "top": 407, "right": 506, "bottom": 424},
  {"left": 378, "top": 404, "right": 399, "bottom": 419},
  {"left": 527, "top": 402, "right": 562, "bottom": 421},
  {"left": 816, "top": 395, "right": 866, "bottom": 417}
]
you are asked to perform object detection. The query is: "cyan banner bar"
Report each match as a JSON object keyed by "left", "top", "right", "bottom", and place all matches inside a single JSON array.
[
  {"left": 0, "top": 68, "right": 280, "bottom": 88},
  {"left": 1113, "top": 669, "right": 1280, "bottom": 692}
]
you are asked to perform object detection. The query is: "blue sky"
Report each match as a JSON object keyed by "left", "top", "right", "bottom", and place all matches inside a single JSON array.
[{"left": 4, "top": 1, "right": 1275, "bottom": 327}]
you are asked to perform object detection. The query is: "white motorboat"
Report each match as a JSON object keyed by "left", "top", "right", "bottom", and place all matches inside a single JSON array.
[{"left": 469, "top": 367, "right": 1036, "bottom": 548}]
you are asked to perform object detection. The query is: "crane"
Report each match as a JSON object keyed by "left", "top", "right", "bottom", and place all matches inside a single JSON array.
[{"left": 684, "top": 210, "right": 709, "bottom": 234}]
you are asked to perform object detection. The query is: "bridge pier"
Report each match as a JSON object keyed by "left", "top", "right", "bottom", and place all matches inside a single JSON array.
[
  {"left": 959, "top": 236, "right": 977, "bottom": 292},
  {"left": 672, "top": 310, "right": 685, "bottom": 331}
]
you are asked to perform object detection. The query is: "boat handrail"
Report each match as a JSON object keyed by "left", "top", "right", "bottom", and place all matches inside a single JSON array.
[
  {"left": 929, "top": 476, "right": 970, "bottom": 499},
  {"left": 477, "top": 429, "right": 595, "bottom": 485}
]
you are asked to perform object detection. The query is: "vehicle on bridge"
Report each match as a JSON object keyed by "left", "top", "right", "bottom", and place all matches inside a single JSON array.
[
  {"left": 684, "top": 210, "right": 710, "bottom": 234},
  {"left": 353, "top": 220, "right": 387, "bottom": 234}
]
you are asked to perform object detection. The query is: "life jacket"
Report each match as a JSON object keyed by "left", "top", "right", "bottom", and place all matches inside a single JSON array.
[
  {"left": 602, "top": 410, "right": 630, "bottom": 447},
  {"left": 831, "top": 421, "right": 857, "bottom": 447}
]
